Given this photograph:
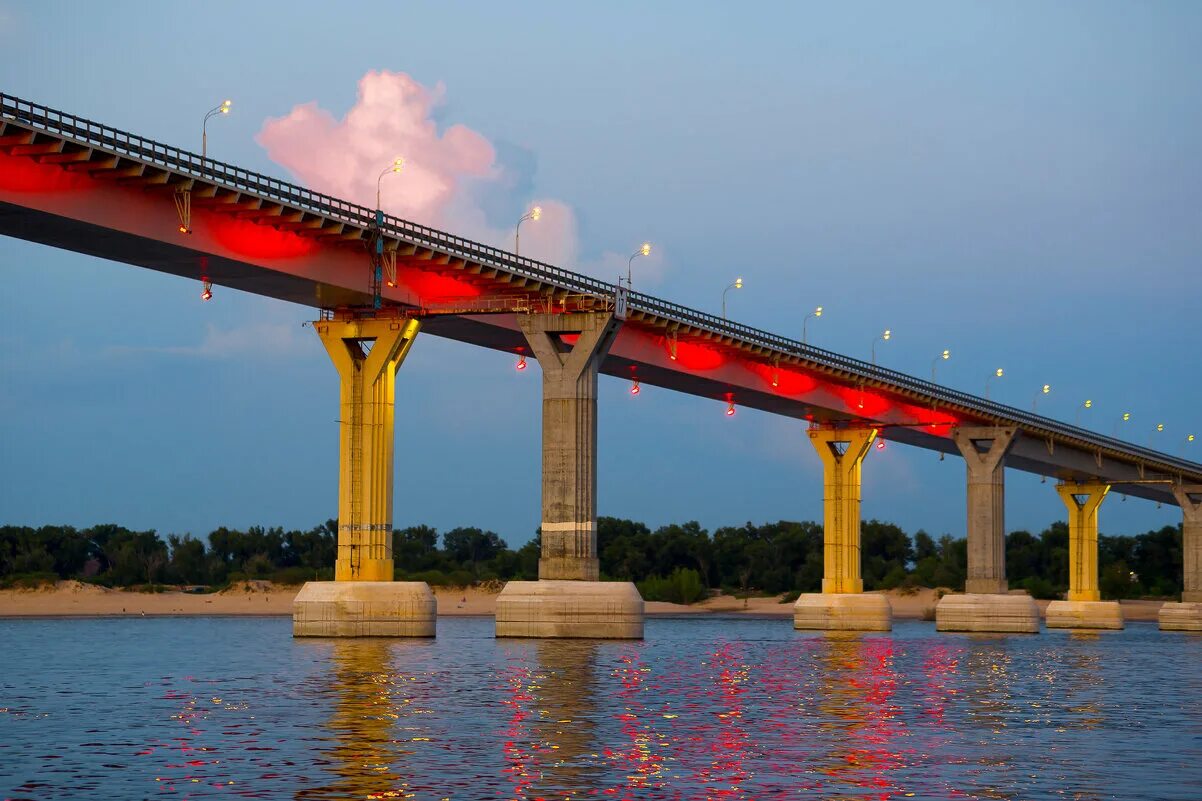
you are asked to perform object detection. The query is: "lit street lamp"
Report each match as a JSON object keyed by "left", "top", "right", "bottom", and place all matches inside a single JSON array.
[
  {"left": 1112, "top": 411, "right": 1131, "bottom": 438},
  {"left": 1032, "top": 384, "right": 1051, "bottom": 412},
  {"left": 802, "top": 306, "right": 823, "bottom": 344},
  {"left": 1075, "top": 399, "right": 1093, "bottom": 427},
  {"left": 376, "top": 157, "right": 404, "bottom": 210},
  {"left": 1149, "top": 422, "right": 1165, "bottom": 448},
  {"left": 626, "top": 242, "right": 652, "bottom": 289},
  {"left": 721, "top": 277, "right": 743, "bottom": 320},
  {"left": 985, "top": 368, "right": 1004, "bottom": 400},
  {"left": 515, "top": 205, "right": 542, "bottom": 256},
  {"left": 931, "top": 349, "right": 950, "bottom": 382},
  {"left": 202, "top": 99, "right": 231, "bottom": 161},
  {"left": 870, "top": 329, "right": 891, "bottom": 365}
]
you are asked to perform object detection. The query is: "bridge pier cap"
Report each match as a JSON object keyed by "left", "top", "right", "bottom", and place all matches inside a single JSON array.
[{"left": 495, "top": 312, "right": 644, "bottom": 639}]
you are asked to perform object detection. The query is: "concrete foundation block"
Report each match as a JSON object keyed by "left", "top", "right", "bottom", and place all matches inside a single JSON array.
[
  {"left": 292, "top": 581, "right": 436, "bottom": 637},
  {"left": 1045, "top": 600, "right": 1123, "bottom": 630},
  {"left": 793, "top": 593, "right": 892, "bottom": 631},
  {"left": 1158, "top": 602, "right": 1202, "bottom": 632},
  {"left": 495, "top": 580, "right": 644, "bottom": 639},
  {"left": 935, "top": 593, "right": 1040, "bottom": 633}
]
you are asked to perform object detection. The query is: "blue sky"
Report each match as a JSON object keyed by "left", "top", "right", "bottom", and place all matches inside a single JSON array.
[{"left": 0, "top": 1, "right": 1198, "bottom": 545}]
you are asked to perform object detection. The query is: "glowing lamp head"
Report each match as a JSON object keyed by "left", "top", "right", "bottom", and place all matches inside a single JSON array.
[
  {"left": 201, "top": 287, "right": 212, "bottom": 301},
  {"left": 1084, "top": 399, "right": 1092, "bottom": 408},
  {"left": 1041, "top": 384, "right": 1051, "bottom": 394},
  {"left": 1122, "top": 412, "right": 1130, "bottom": 421},
  {"left": 1189, "top": 434, "right": 1196, "bottom": 443},
  {"left": 941, "top": 349, "right": 950, "bottom": 360},
  {"left": 640, "top": 242, "right": 651, "bottom": 257},
  {"left": 734, "top": 277, "right": 743, "bottom": 289},
  {"left": 531, "top": 205, "right": 542, "bottom": 221},
  {"left": 882, "top": 329, "right": 891, "bottom": 341},
  {"left": 630, "top": 379, "right": 640, "bottom": 396},
  {"left": 1157, "top": 423, "right": 1164, "bottom": 432},
  {"left": 516, "top": 354, "right": 527, "bottom": 371},
  {"left": 725, "top": 404, "right": 735, "bottom": 417},
  {"left": 875, "top": 439, "right": 886, "bottom": 451},
  {"left": 178, "top": 224, "right": 190, "bottom": 234},
  {"left": 995, "top": 368, "right": 1004, "bottom": 377},
  {"left": 815, "top": 306, "right": 823, "bottom": 317},
  {"left": 220, "top": 100, "right": 231, "bottom": 113}
]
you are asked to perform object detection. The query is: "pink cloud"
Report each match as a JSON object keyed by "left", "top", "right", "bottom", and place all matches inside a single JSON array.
[{"left": 257, "top": 70, "right": 665, "bottom": 289}]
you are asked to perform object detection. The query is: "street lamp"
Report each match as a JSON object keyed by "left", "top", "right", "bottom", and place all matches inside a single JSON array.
[
  {"left": 721, "top": 277, "right": 743, "bottom": 320},
  {"left": 515, "top": 205, "right": 542, "bottom": 256},
  {"left": 376, "top": 157, "right": 404, "bottom": 210},
  {"left": 870, "top": 329, "right": 891, "bottom": 365},
  {"left": 1149, "top": 422, "right": 1165, "bottom": 448},
  {"left": 1032, "top": 384, "right": 1051, "bottom": 412},
  {"left": 1075, "top": 399, "right": 1093, "bottom": 427},
  {"left": 1185, "top": 433, "right": 1196, "bottom": 457},
  {"left": 931, "top": 349, "right": 950, "bottom": 382},
  {"left": 626, "top": 242, "right": 652, "bottom": 289},
  {"left": 202, "top": 99, "right": 231, "bottom": 162},
  {"left": 802, "top": 306, "right": 823, "bottom": 344},
  {"left": 985, "top": 368, "right": 1004, "bottom": 400},
  {"left": 1112, "top": 411, "right": 1131, "bottom": 437}
]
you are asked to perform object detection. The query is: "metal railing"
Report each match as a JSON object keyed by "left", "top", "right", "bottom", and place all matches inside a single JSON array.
[{"left": 2, "top": 91, "right": 1197, "bottom": 478}]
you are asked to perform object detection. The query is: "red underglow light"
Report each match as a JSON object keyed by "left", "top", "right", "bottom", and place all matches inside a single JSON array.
[
  {"left": 515, "top": 354, "right": 527, "bottom": 371},
  {"left": 208, "top": 216, "right": 317, "bottom": 260},
  {"left": 631, "top": 378, "right": 641, "bottom": 395},
  {"left": 876, "top": 439, "right": 886, "bottom": 451},
  {"left": 178, "top": 224, "right": 190, "bottom": 234},
  {"left": 726, "top": 401, "right": 736, "bottom": 417},
  {"left": 200, "top": 276, "right": 213, "bottom": 302}
]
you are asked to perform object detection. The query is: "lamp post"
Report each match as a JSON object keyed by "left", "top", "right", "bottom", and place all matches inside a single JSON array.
[
  {"left": 202, "top": 99, "right": 231, "bottom": 161},
  {"left": 931, "top": 349, "right": 950, "bottom": 382},
  {"left": 515, "top": 205, "right": 542, "bottom": 256},
  {"left": 721, "top": 277, "right": 743, "bottom": 320},
  {"left": 1032, "top": 384, "right": 1051, "bottom": 412},
  {"left": 985, "top": 368, "right": 1003, "bottom": 400},
  {"left": 1149, "top": 422, "right": 1165, "bottom": 448},
  {"left": 1075, "top": 399, "right": 1093, "bottom": 427},
  {"left": 1112, "top": 411, "right": 1131, "bottom": 437},
  {"left": 802, "top": 306, "right": 823, "bottom": 344},
  {"left": 870, "top": 329, "right": 891, "bottom": 365},
  {"left": 1184, "top": 433, "right": 1196, "bottom": 458},
  {"left": 376, "top": 158, "right": 404, "bottom": 210},
  {"left": 626, "top": 242, "right": 652, "bottom": 290}
]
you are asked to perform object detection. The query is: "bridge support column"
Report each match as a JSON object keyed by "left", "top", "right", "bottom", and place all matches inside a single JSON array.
[
  {"left": 794, "top": 426, "right": 892, "bottom": 631},
  {"left": 1046, "top": 482, "right": 1122, "bottom": 630},
  {"left": 1159, "top": 486, "right": 1202, "bottom": 631},
  {"left": 293, "top": 316, "right": 435, "bottom": 638},
  {"left": 936, "top": 427, "right": 1039, "bottom": 633},
  {"left": 496, "top": 312, "right": 644, "bottom": 639}
]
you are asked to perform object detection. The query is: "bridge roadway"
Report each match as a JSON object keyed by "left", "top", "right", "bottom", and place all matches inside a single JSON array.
[{"left": 0, "top": 91, "right": 1197, "bottom": 506}]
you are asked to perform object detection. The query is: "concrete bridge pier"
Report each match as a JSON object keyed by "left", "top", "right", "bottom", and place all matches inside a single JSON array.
[
  {"left": 495, "top": 312, "right": 644, "bottom": 638},
  {"left": 293, "top": 316, "right": 436, "bottom": 637},
  {"left": 936, "top": 427, "right": 1039, "bottom": 633},
  {"left": 794, "top": 425, "right": 892, "bottom": 631},
  {"left": 1046, "top": 482, "right": 1123, "bottom": 630},
  {"left": 1159, "top": 485, "right": 1202, "bottom": 631}
]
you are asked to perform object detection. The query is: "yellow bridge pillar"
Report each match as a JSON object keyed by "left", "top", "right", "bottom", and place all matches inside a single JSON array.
[
  {"left": 318, "top": 317, "right": 421, "bottom": 581},
  {"left": 292, "top": 315, "right": 435, "bottom": 638},
  {"left": 793, "top": 425, "right": 891, "bottom": 631},
  {"left": 1046, "top": 482, "right": 1122, "bottom": 629}
]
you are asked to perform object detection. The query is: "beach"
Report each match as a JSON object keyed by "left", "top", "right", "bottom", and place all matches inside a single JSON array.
[{"left": 0, "top": 580, "right": 1167, "bottom": 621}]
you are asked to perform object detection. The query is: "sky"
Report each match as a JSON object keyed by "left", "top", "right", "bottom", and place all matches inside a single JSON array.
[{"left": 1, "top": 1, "right": 1199, "bottom": 547}]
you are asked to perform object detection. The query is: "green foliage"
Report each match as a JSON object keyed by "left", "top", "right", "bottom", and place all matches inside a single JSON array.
[{"left": 637, "top": 567, "right": 706, "bottom": 604}]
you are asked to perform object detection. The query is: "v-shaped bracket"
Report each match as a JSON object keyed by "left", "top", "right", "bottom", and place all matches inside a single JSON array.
[
  {"left": 518, "top": 313, "right": 621, "bottom": 385},
  {"left": 952, "top": 426, "right": 1017, "bottom": 477},
  {"left": 1172, "top": 484, "right": 1202, "bottom": 523}
]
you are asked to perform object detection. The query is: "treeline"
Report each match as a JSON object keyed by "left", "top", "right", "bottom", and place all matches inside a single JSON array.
[{"left": 0, "top": 517, "right": 1184, "bottom": 602}]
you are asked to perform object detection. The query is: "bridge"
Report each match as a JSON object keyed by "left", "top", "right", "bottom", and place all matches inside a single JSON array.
[{"left": 2, "top": 91, "right": 1198, "bottom": 635}]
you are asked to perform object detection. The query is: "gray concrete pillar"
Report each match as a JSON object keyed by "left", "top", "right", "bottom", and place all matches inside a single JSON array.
[
  {"left": 1172, "top": 485, "right": 1202, "bottom": 602},
  {"left": 518, "top": 312, "right": 621, "bottom": 581},
  {"left": 952, "top": 426, "right": 1017, "bottom": 594}
]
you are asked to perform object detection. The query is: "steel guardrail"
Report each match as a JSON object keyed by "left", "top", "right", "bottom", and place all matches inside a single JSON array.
[{"left": 2, "top": 92, "right": 1197, "bottom": 478}]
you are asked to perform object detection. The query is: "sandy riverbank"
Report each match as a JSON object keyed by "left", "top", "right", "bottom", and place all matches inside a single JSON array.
[{"left": 0, "top": 581, "right": 1169, "bottom": 622}]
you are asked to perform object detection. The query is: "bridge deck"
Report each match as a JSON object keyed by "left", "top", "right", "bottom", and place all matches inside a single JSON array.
[{"left": 1, "top": 91, "right": 1196, "bottom": 504}]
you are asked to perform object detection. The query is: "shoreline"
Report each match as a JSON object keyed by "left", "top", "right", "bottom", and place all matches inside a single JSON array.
[{"left": 0, "top": 581, "right": 1169, "bottom": 622}]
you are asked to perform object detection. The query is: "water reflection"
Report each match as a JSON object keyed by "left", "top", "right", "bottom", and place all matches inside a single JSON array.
[
  {"left": 297, "top": 640, "right": 430, "bottom": 801},
  {"left": 813, "top": 634, "right": 903, "bottom": 800}
]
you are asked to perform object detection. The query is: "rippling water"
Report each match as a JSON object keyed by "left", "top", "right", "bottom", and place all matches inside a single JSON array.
[{"left": 1, "top": 616, "right": 1200, "bottom": 800}]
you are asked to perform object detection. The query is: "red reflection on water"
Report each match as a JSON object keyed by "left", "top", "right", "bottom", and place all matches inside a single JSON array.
[
  {"left": 609, "top": 650, "right": 667, "bottom": 795},
  {"left": 500, "top": 659, "right": 538, "bottom": 800}
]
